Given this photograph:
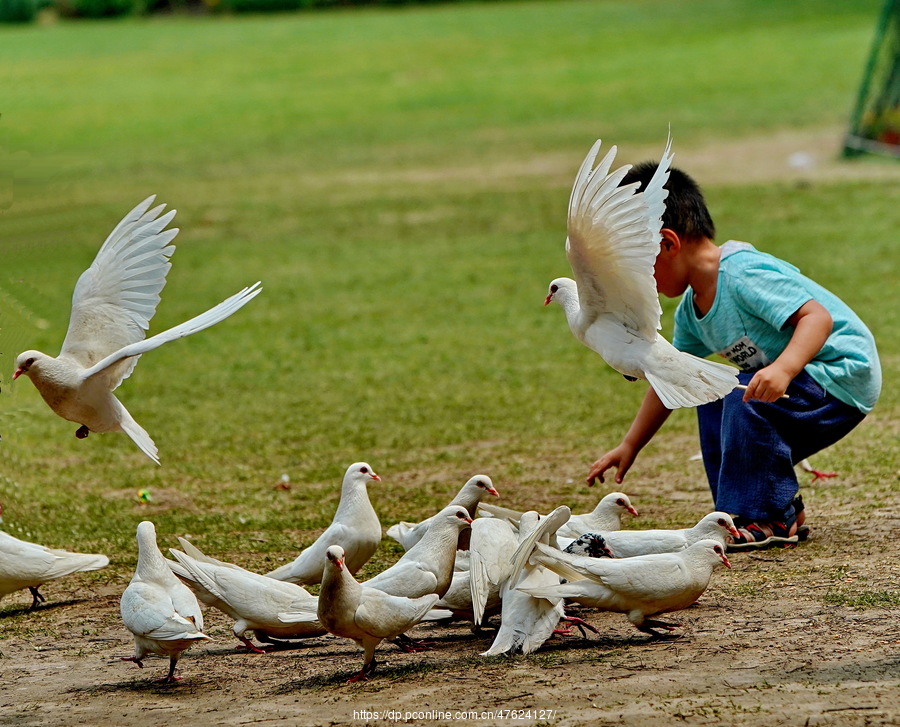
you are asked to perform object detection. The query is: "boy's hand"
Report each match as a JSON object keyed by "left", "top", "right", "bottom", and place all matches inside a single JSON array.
[
  {"left": 742, "top": 364, "right": 792, "bottom": 403},
  {"left": 587, "top": 443, "right": 637, "bottom": 485}
]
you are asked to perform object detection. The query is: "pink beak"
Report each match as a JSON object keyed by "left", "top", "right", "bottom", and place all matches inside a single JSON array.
[
  {"left": 369, "top": 473, "right": 381, "bottom": 482},
  {"left": 720, "top": 552, "right": 732, "bottom": 569},
  {"left": 543, "top": 293, "right": 553, "bottom": 306},
  {"left": 12, "top": 368, "right": 23, "bottom": 380},
  {"left": 463, "top": 515, "right": 473, "bottom": 524},
  {"left": 487, "top": 487, "right": 499, "bottom": 498},
  {"left": 727, "top": 525, "right": 741, "bottom": 539},
  {"left": 627, "top": 506, "right": 639, "bottom": 517}
]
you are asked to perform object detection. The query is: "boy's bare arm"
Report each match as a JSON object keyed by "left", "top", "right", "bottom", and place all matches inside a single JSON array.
[
  {"left": 587, "top": 388, "right": 672, "bottom": 485},
  {"left": 741, "top": 300, "right": 833, "bottom": 403}
]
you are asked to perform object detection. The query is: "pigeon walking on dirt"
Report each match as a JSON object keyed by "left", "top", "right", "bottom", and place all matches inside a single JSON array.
[
  {"left": 120, "top": 521, "right": 210, "bottom": 682},
  {"left": 387, "top": 474, "right": 498, "bottom": 551},
  {"left": 12, "top": 196, "right": 261, "bottom": 464},
  {"left": 516, "top": 538, "right": 731, "bottom": 637},
  {"left": 312, "top": 545, "right": 439, "bottom": 682},
  {"left": 544, "top": 136, "right": 739, "bottom": 409},
  {"left": 168, "top": 538, "right": 325, "bottom": 653},
  {"left": 0, "top": 528, "right": 108, "bottom": 609},
  {"left": 266, "top": 463, "right": 382, "bottom": 585},
  {"left": 592, "top": 511, "right": 741, "bottom": 558}
]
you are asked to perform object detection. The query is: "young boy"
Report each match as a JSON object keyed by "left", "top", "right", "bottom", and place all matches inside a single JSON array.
[{"left": 586, "top": 164, "right": 881, "bottom": 549}]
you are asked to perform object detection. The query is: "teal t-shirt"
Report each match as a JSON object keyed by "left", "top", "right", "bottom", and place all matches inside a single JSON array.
[{"left": 673, "top": 241, "right": 881, "bottom": 413}]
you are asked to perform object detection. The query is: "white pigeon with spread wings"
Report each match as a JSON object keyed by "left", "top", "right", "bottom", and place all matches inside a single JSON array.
[
  {"left": 12, "top": 196, "right": 262, "bottom": 463},
  {"left": 311, "top": 545, "right": 440, "bottom": 682},
  {"left": 120, "top": 522, "right": 210, "bottom": 682},
  {"left": 544, "top": 136, "right": 738, "bottom": 409},
  {"left": 517, "top": 538, "right": 731, "bottom": 637},
  {"left": 386, "top": 474, "right": 498, "bottom": 551},
  {"left": 479, "top": 491, "right": 638, "bottom": 538},
  {"left": 168, "top": 538, "right": 325, "bottom": 653},
  {"left": 434, "top": 516, "right": 519, "bottom": 624},
  {"left": 481, "top": 511, "right": 567, "bottom": 656},
  {"left": 363, "top": 506, "right": 472, "bottom": 599},
  {"left": 0, "top": 529, "right": 108, "bottom": 609},
  {"left": 266, "top": 463, "right": 382, "bottom": 585}
]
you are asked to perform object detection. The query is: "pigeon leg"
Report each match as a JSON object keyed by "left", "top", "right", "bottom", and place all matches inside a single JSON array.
[
  {"left": 637, "top": 618, "right": 682, "bottom": 639},
  {"left": 75, "top": 425, "right": 90, "bottom": 439},
  {"left": 27, "top": 586, "right": 46, "bottom": 610},
  {"left": 161, "top": 657, "right": 182, "bottom": 683},
  {"left": 554, "top": 615, "right": 600, "bottom": 638},
  {"left": 808, "top": 469, "right": 837, "bottom": 482},
  {"left": 392, "top": 633, "right": 433, "bottom": 652},
  {"left": 348, "top": 657, "right": 377, "bottom": 683},
  {"left": 120, "top": 656, "right": 144, "bottom": 668},
  {"left": 236, "top": 634, "right": 267, "bottom": 654}
]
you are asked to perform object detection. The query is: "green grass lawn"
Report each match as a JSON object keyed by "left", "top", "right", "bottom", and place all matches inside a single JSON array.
[{"left": 0, "top": 0, "right": 897, "bottom": 576}]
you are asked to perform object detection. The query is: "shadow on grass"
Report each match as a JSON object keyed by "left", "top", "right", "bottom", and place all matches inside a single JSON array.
[{"left": 0, "top": 598, "right": 87, "bottom": 618}]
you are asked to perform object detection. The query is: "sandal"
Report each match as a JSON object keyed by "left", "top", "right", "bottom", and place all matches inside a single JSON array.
[{"left": 728, "top": 518, "right": 799, "bottom": 550}]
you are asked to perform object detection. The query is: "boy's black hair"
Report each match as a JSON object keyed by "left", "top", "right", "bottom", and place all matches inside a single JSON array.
[{"left": 621, "top": 162, "right": 716, "bottom": 241}]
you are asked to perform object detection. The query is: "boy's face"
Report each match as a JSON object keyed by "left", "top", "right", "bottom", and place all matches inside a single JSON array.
[{"left": 653, "top": 240, "right": 688, "bottom": 298}]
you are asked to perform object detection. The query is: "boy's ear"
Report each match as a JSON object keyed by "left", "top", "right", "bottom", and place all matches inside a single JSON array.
[{"left": 660, "top": 228, "right": 682, "bottom": 254}]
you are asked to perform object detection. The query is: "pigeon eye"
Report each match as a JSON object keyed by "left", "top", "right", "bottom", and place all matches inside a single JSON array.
[
  {"left": 25, "top": 357, "right": 35, "bottom": 367},
  {"left": 616, "top": 499, "right": 625, "bottom": 506},
  {"left": 717, "top": 518, "right": 726, "bottom": 526},
  {"left": 550, "top": 284, "right": 558, "bottom": 293},
  {"left": 714, "top": 545, "right": 722, "bottom": 554},
  {"left": 360, "top": 467, "right": 368, "bottom": 474}
]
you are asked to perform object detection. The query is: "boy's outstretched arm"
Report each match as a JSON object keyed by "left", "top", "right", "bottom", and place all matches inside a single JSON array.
[
  {"left": 587, "top": 388, "right": 672, "bottom": 485},
  {"left": 742, "top": 300, "right": 833, "bottom": 403}
]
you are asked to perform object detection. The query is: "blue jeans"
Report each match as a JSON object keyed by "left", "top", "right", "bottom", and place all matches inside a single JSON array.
[{"left": 696, "top": 370, "right": 866, "bottom": 521}]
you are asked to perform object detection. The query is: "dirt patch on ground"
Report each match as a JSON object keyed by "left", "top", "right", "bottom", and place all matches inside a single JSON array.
[{"left": 2, "top": 457, "right": 898, "bottom": 727}]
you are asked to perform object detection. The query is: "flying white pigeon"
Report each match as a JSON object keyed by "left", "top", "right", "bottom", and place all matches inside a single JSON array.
[
  {"left": 120, "top": 521, "right": 210, "bottom": 682},
  {"left": 386, "top": 474, "right": 498, "bottom": 551},
  {"left": 168, "top": 538, "right": 325, "bottom": 653},
  {"left": 544, "top": 136, "right": 739, "bottom": 409},
  {"left": 0, "top": 528, "right": 108, "bottom": 609},
  {"left": 479, "top": 491, "right": 638, "bottom": 539},
  {"left": 265, "top": 462, "right": 382, "bottom": 585},
  {"left": 311, "top": 545, "right": 440, "bottom": 682},
  {"left": 517, "top": 538, "right": 731, "bottom": 637},
  {"left": 12, "top": 196, "right": 262, "bottom": 464},
  {"left": 364, "top": 505, "right": 472, "bottom": 599}
]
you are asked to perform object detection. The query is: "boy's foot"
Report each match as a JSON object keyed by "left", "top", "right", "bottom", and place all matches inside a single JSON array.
[
  {"left": 792, "top": 494, "right": 810, "bottom": 541},
  {"left": 727, "top": 518, "right": 799, "bottom": 550}
]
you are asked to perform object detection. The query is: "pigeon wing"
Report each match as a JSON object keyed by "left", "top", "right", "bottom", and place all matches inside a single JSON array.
[
  {"left": 60, "top": 197, "right": 178, "bottom": 386},
  {"left": 565, "top": 138, "right": 673, "bottom": 340}
]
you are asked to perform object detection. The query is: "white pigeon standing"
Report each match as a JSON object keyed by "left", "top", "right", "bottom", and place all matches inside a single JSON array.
[
  {"left": 265, "top": 463, "right": 382, "bottom": 585},
  {"left": 544, "top": 136, "right": 739, "bottom": 409},
  {"left": 0, "top": 528, "right": 108, "bottom": 609},
  {"left": 168, "top": 538, "right": 325, "bottom": 653},
  {"left": 12, "top": 196, "right": 262, "bottom": 464},
  {"left": 598, "top": 511, "right": 741, "bottom": 558},
  {"left": 517, "top": 538, "right": 731, "bottom": 637},
  {"left": 120, "top": 521, "right": 210, "bottom": 682},
  {"left": 386, "top": 474, "right": 499, "bottom": 551},
  {"left": 479, "top": 491, "right": 638, "bottom": 538},
  {"left": 363, "top": 505, "right": 472, "bottom": 599},
  {"left": 312, "top": 545, "right": 439, "bottom": 682}
]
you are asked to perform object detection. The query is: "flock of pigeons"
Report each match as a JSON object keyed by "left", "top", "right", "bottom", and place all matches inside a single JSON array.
[
  {"left": 1, "top": 465, "right": 738, "bottom": 682},
  {"left": 4, "top": 135, "right": 753, "bottom": 682}
]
